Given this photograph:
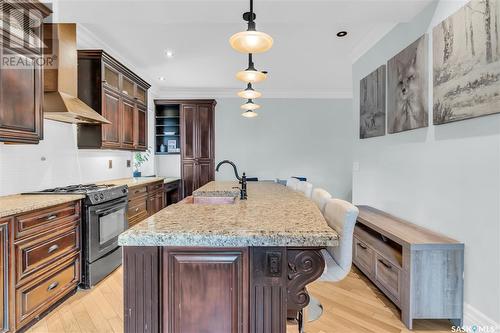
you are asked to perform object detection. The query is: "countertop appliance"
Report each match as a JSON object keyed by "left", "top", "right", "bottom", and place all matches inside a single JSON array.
[{"left": 23, "top": 184, "right": 129, "bottom": 288}]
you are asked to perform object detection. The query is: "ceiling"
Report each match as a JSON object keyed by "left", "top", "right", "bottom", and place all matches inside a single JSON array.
[{"left": 53, "top": 0, "right": 433, "bottom": 98}]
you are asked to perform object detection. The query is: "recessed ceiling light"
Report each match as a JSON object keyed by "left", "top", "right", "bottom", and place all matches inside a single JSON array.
[
  {"left": 336, "top": 31, "right": 348, "bottom": 38},
  {"left": 158, "top": 76, "right": 166, "bottom": 81},
  {"left": 165, "top": 50, "right": 174, "bottom": 58}
]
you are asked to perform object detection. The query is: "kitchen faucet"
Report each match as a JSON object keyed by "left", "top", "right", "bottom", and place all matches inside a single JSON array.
[{"left": 215, "top": 160, "right": 247, "bottom": 200}]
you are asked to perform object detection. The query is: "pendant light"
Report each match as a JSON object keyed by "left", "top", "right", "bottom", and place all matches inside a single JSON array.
[
  {"left": 241, "top": 99, "right": 260, "bottom": 111},
  {"left": 241, "top": 110, "right": 258, "bottom": 118},
  {"left": 229, "top": 0, "right": 273, "bottom": 54},
  {"left": 238, "top": 83, "right": 262, "bottom": 99},
  {"left": 236, "top": 54, "right": 267, "bottom": 83}
]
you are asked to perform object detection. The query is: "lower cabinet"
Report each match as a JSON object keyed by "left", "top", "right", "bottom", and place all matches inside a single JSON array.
[
  {"left": 0, "top": 200, "right": 81, "bottom": 332},
  {"left": 0, "top": 218, "right": 11, "bottom": 332},
  {"left": 127, "top": 181, "right": 166, "bottom": 228}
]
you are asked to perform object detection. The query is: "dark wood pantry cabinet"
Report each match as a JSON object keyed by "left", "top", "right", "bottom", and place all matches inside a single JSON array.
[
  {"left": 0, "top": 2, "right": 51, "bottom": 144},
  {"left": 77, "top": 50, "right": 150, "bottom": 151},
  {"left": 155, "top": 100, "right": 216, "bottom": 198}
]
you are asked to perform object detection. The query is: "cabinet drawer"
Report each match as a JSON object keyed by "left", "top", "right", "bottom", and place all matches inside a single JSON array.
[
  {"left": 375, "top": 253, "right": 401, "bottom": 301},
  {"left": 147, "top": 182, "right": 163, "bottom": 192},
  {"left": 16, "top": 256, "right": 79, "bottom": 327},
  {"left": 15, "top": 202, "right": 80, "bottom": 240},
  {"left": 16, "top": 225, "right": 79, "bottom": 284},
  {"left": 164, "top": 181, "right": 179, "bottom": 192},
  {"left": 129, "top": 186, "right": 147, "bottom": 199},
  {"left": 128, "top": 198, "right": 148, "bottom": 227},
  {"left": 353, "top": 236, "right": 375, "bottom": 276}
]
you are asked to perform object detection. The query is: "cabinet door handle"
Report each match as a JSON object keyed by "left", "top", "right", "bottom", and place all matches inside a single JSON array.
[
  {"left": 378, "top": 259, "right": 392, "bottom": 270},
  {"left": 47, "top": 281, "right": 59, "bottom": 291},
  {"left": 357, "top": 242, "right": 367, "bottom": 250},
  {"left": 46, "top": 214, "right": 57, "bottom": 221},
  {"left": 47, "top": 244, "right": 59, "bottom": 253},
  {"left": 135, "top": 207, "right": 139, "bottom": 212},
  {"left": 102, "top": 80, "right": 107, "bottom": 84}
]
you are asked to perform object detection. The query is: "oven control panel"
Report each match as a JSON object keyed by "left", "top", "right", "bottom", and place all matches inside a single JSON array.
[{"left": 86, "top": 185, "right": 128, "bottom": 205}]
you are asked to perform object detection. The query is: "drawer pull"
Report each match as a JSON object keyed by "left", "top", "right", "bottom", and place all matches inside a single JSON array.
[
  {"left": 47, "top": 244, "right": 59, "bottom": 253},
  {"left": 46, "top": 214, "right": 57, "bottom": 221},
  {"left": 47, "top": 281, "right": 59, "bottom": 291},
  {"left": 357, "top": 242, "right": 367, "bottom": 250},
  {"left": 378, "top": 259, "right": 392, "bottom": 270}
]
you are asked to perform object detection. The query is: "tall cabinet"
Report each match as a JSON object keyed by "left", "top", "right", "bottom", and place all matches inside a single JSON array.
[
  {"left": 0, "top": 2, "right": 51, "bottom": 144},
  {"left": 154, "top": 100, "right": 216, "bottom": 198}
]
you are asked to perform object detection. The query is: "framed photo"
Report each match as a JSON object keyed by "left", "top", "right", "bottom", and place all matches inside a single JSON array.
[
  {"left": 360, "top": 65, "right": 386, "bottom": 139},
  {"left": 433, "top": 0, "right": 500, "bottom": 124},
  {"left": 387, "top": 35, "right": 429, "bottom": 133}
]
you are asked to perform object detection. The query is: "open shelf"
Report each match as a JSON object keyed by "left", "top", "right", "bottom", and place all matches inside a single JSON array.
[{"left": 154, "top": 103, "right": 181, "bottom": 155}]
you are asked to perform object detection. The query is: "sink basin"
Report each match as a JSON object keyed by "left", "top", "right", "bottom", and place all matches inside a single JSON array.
[{"left": 193, "top": 196, "right": 237, "bottom": 205}]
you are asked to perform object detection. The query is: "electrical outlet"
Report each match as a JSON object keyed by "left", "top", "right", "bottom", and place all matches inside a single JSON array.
[
  {"left": 108, "top": 160, "right": 113, "bottom": 169},
  {"left": 127, "top": 160, "right": 131, "bottom": 168}
]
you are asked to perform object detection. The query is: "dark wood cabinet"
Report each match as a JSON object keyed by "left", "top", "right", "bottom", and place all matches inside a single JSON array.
[
  {"left": 0, "top": 218, "right": 12, "bottom": 332},
  {"left": 77, "top": 50, "right": 150, "bottom": 151},
  {"left": 0, "top": 201, "right": 81, "bottom": 332},
  {"left": 163, "top": 248, "right": 248, "bottom": 333},
  {"left": 154, "top": 99, "right": 216, "bottom": 198},
  {"left": 0, "top": 2, "right": 51, "bottom": 144},
  {"left": 127, "top": 181, "right": 166, "bottom": 228}
]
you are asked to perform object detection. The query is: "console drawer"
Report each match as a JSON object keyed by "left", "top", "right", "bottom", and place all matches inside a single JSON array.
[
  {"left": 353, "top": 236, "right": 375, "bottom": 276},
  {"left": 375, "top": 253, "right": 401, "bottom": 302}
]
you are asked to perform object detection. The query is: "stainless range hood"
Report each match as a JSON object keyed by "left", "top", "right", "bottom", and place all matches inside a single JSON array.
[{"left": 43, "top": 24, "right": 110, "bottom": 124}]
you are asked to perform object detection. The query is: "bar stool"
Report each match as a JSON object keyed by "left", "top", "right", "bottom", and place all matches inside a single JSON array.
[
  {"left": 299, "top": 198, "right": 359, "bottom": 332},
  {"left": 286, "top": 178, "right": 300, "bottom": 190},
  {"left": 311, "top": 188, "right": 332, "bottom": 213},
  {"left": 296, "top": 181, "right": 313, "bottom": 198}
]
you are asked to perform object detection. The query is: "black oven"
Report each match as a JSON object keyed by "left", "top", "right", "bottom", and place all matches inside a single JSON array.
[
  {"left": 87, "top": 197, "right": 128, "bottom": 263},
  {"left": 81, "top": 188, "right": 129, "bottom": 289}
]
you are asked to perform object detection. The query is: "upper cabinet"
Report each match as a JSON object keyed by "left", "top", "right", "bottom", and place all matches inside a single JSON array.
[
  {"left": 0, "top": 2, "right": 51, "bottom": 144},
  {"left": 77, "top": 50, "right": 151, "bottom": 151}
]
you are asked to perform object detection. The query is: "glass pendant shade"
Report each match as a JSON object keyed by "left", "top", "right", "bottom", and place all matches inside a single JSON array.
[
  {"left": 242, "top": 110, "right": 258, "bottom": 118},
  {"left": 230, "top": 30, "right": 273, "bottom": 54},
  {"left": 238, "top": 83, "right": 262, "bottom": 99},
  {"left": 236, "top": 69, "right": 267, "bottom": 83},
  {"left": 241, "top": 99, "right": 260, "bottom": 111}
]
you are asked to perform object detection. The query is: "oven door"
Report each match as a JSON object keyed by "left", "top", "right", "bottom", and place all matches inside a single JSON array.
[{"left": 87, "top": 197, "right": 128, "bottom": 263}]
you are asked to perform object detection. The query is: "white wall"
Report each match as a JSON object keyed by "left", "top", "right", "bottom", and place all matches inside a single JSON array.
[
  {"left": 0, "top": 120, "right": 133, "bottom": 195},
  {"left": 352, "top": 0, "right": 500, "bottom": 325},
  {"left": 215, "top": 98, "right": 353, "bottom": 200}
]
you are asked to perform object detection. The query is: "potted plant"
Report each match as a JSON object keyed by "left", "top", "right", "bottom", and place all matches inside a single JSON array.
[{"left": 133, "top": 148, "right": 151, "bottom": 177}]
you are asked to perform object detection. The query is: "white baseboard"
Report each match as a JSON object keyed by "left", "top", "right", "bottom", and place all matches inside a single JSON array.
[{"left": 463, "top": 303, "right": 500, "bottom": 332}]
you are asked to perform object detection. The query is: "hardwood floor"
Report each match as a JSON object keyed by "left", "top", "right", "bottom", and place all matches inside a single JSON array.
[{"left": 26, "top": 266, "right": 453, "bottom": 333}]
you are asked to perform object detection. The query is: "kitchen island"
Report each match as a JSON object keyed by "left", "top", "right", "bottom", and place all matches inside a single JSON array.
[{"left": 118, "top": 181, "right": 338, "bottom": 333}]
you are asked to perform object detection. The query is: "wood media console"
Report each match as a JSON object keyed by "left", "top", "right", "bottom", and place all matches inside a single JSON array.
[{"left": 353, "top": 206, "right": 464, "bottom": 329}]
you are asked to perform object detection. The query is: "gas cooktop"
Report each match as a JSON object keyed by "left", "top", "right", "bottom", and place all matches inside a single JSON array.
[{"left": 23, "top": 183, "right": 129, "bottom": 204}]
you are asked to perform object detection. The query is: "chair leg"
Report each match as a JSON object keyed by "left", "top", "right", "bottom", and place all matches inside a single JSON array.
[{"left": 297, "top": 309, "right": 305, "bottom": 333}]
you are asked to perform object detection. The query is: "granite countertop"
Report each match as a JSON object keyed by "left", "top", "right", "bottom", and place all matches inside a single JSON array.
[
  {"left": 98, "top": 177, "right": 166, "bottom": 188},
  {"left": 0, "top": 194, "right": 84, "bottom": 218},
  {"left": 193, "top": 181, "right": 240, "bottom": 197},
  {"left": 164, "top": 177, "right": 180, "bottom": 184},
  {"left": 118, "top": 181, "right": 339, "bottom": 247}
]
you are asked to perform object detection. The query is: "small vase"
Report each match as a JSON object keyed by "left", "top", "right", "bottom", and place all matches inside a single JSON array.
[
  {"left": 133, "top": 171, "right": 142, "bottom": 177},
  {"left": 160, "top": 144, "right": 166, "bottom": 153}
]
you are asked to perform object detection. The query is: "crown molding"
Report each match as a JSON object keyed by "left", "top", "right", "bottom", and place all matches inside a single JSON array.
[{"left": 154, "top": 87, "right": 352, "bottom": 100}]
